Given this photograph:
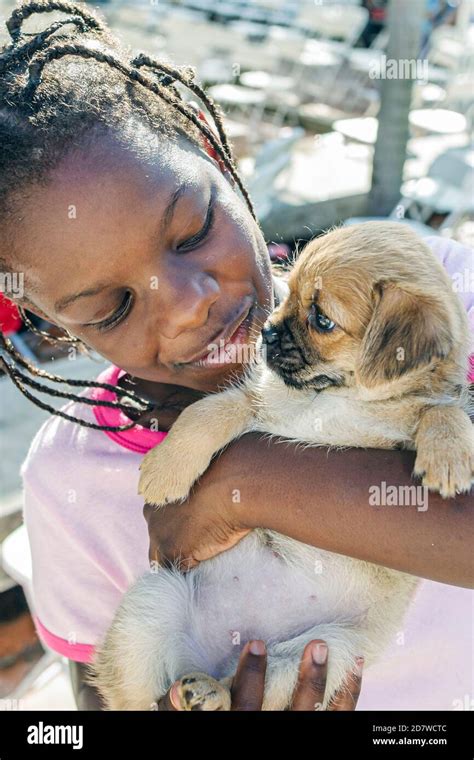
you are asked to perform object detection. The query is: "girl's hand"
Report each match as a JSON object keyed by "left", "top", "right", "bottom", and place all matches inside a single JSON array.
[
  {"left": 156, "top": 640, "right": 364, "bottom": 711},
  {"left": 144, "top": 442, "right": 250, "bottom": 569}
]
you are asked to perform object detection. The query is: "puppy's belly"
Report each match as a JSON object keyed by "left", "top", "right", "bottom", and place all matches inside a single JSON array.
[{"left": 176, "top": 532, "right": 390, "bottom": 678}]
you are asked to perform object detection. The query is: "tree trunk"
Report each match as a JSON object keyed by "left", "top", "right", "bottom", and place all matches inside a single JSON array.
[{"left": 368, "top": 0, "right": 426, "bottom": 216}]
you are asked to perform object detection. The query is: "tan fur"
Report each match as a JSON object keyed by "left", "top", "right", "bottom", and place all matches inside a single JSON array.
[{"left": 91, "top": 223, "right": 473, "bottom": 710}]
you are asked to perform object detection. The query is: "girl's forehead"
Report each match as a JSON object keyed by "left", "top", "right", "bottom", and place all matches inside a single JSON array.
[
  {"left": 8, "top": 133, "right": 219, "bottom": 309},
  {"left": 14, "top": 132, "right": 215, "bottom": 259},
  {"left": 53, "top": 130, "right": 212, "bottom": 198}
]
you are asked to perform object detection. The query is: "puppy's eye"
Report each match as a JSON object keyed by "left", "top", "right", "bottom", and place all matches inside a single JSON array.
[{"left": 307, "top": 304, "right": 336, "bottom": 333}]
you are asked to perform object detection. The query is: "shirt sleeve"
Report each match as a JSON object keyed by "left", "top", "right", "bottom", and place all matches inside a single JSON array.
[{"left": 425, "top": 236, "right": 474, "bottom": 380}]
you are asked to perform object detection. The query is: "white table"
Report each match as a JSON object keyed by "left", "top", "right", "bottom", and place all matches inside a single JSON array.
[{"left": 409, "top": 109, "right": 467, "bottom": 136}]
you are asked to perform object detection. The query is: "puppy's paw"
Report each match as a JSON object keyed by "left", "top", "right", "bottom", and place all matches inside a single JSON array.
[
  {"left": 138, "top": 443, "right": 197, "bottom": 507},
  {"left": 175, "top": 672, "right": 231, "bottom": 711},
  {"left": 138, "top": 438, "right": 214, "bottom": 507},
  {"left": 414, "top": 439, "right": 474, "bottom": 499}
]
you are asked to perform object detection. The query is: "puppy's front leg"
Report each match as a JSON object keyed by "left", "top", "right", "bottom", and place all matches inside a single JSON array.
[
  {"left": 138, "top": 386, "right": 254, "bottom": 507},
  {"left": 414, "top": 405, "right": 474, "bottom": 498}
]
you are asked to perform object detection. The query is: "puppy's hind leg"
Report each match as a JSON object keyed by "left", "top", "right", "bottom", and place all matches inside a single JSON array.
[
  {"left": 88, "top": 568, "right": 192, "bottom": 710},
  {"left": 262, "top": 624, "right": 367, "bottom": 711},
  {"left": 138, "top": 385, "right": 255, "bottom": 507},
  {"left": 175, "top": 626, "right": 365, "bottom": 712}
]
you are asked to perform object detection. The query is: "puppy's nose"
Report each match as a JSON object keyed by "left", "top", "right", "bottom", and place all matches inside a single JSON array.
[
  {"left": 261, "top": 322, "right": 281, "bottom": 361},
  {"left": 261, "top": 322, "right": 280, "bottom": 345}
]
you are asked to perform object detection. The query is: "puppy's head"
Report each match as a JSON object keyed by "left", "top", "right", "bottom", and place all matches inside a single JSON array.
[{"left": 262, "top": 223, "right": 467, "bottom": 393}]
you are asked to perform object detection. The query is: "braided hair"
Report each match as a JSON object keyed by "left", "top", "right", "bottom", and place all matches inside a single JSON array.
[{"left": 0, "top": 0, "right": 257, "bottom": 431}]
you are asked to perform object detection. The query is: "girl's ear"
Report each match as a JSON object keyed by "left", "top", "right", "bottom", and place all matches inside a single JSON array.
[
  {"left": 15, "top": 300, "right": 56, "bottom": 325},
  {"left": 17, "top": 301, "right": 82, "bottom": 345},
  {"left": 15, "top": 299, "right": 78, "bottom": 341},
  {"left": 355, "top": 282, "right": 453, "bottom": 387}
]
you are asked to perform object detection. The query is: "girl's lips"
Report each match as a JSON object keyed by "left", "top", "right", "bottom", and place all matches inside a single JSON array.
[{"left": 186, "top": 306, "right": 257, "bottom": 369}]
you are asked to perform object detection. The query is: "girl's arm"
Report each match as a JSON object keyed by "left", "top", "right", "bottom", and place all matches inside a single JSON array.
[{"left": 146, "top": 432, "right": 474, "bottom": 588}]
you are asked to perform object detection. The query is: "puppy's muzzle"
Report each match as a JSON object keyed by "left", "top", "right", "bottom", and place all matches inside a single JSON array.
[
  {"left": 261, "top": 320, "right": 345, "bottom": 391},
  {"left": 261, "top": 319, "right": 309, "bottom": 374}
]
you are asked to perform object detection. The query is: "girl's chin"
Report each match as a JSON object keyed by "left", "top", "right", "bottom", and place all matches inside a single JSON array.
[{"left": 161, "top": 361, "right": 246, "bottom": 395}]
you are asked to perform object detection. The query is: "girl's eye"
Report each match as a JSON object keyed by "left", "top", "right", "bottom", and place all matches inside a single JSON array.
[
  {"left": 176, "top": 201, "right": 214, "bottom": 252},
  {"left": 92, "top": 291, "right": 134, "bottom": 332},
  {"left": 307, "top": 303, "right": 337, "bottom": 333}
]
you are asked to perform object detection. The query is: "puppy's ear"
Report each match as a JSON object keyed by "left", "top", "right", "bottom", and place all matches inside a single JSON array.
[{"left": 356, "top": 282, "right": 453, "bottom": 387}]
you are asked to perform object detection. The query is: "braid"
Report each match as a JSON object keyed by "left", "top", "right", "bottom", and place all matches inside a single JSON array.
[
  {"left": 128, "top": 51, "right": 256, "bottom": 214},
  {"left": 22, "top": 40, "right": 256, "bottom": 215},
  {"left": 0, "top": 332, "right": 156, "bottom": 430},
  {"left": 0, "top": 331, "right": 147, "bottom": 399},
  {"left": 1, "top": 356, "right": 138, "bottom": 431},
  {"left": 0, "top": 18, "right": 90, "bottom": 74},
  {"left": 3, "top": 359, "right": 146, "bottom": 414},
  {"left": 6, "top": 0, "right": 106, "bottom": 42},
  {"left": 0, "top": 0, "right": 258, "bottom": 430},
  {"left": 130, "top": 53, "right": 235, "bottom": 164},
  {"left": 18, "top": 305, "right": 81, "bottom": 344}
]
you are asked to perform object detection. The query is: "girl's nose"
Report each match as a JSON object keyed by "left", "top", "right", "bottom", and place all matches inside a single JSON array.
[{"left": 153, "top": 270, "right": 220, "bottom": 341}]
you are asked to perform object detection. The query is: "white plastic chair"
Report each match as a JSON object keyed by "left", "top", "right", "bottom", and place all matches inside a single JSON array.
[
  {"left": 297, "top": 3, "right": 368, "bottom": 47},
  {"left": 1, "top": 524, "right": 60, "bottom": 698},
  {"left": 2, "top": 525, "right": 33, "bottom": 613},
  {"left": 439, "top": 204, "right": 474, "bottom": 246},
  {"left": 399, "top": 145, "right": 474, "bottom": 219},
  {"left": 246, "top": 126, "right": 304, "bottom": 220}
]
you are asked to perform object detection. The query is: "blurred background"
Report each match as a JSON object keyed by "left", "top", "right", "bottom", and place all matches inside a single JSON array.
[{"left": 0, "top": 0, "right": 473, "bottom": 709}]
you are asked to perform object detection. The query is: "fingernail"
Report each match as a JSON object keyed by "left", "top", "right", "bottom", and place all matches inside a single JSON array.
[
  {"left": 249, "top": 640, "right": 266, "bottom": 655},
  {"left": 312, "top": 642, "right": 328, "bottom": 665},
  {"left": 353, "top": 656, "right": 364, "bottom": 676}
]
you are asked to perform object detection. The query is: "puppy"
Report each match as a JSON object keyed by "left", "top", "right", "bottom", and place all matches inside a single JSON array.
[{"left": 91, "top": 222, "right": 473, "bottom": 710}]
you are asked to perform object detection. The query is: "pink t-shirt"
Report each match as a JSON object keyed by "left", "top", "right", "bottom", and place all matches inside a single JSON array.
[{"left": 21, "top": 237, "right": 473, "bottom": 710}]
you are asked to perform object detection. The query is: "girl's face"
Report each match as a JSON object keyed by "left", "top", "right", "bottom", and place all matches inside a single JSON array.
[{"left": 9, "top": 130, "right": 274, "bottom": 392}]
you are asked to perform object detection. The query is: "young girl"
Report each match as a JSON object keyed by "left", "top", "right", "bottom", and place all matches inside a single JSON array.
[{"left": 1, "top": 2, "right": 472, "bottom": 711}]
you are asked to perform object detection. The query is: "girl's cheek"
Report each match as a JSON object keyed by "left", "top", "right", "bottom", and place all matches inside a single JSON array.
[
  {"left": 219, "top": 188, "right": 269, "bottom": 273},
  {"left": 68, "top": 208, "right": 263, "bottom": 368},
  {"left": 213, "top": 207, "right": 261, "bottom": 272}
]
